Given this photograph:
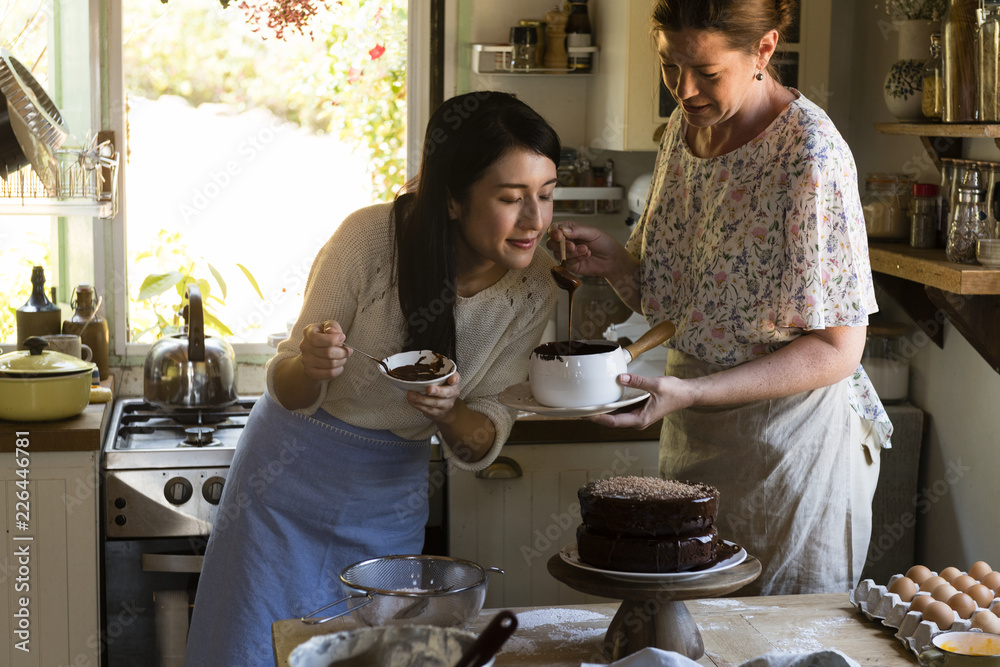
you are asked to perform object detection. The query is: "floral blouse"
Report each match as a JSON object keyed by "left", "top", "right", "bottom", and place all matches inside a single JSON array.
[{"left": 626, "top": 91, "right": 892, "bottom": 446}]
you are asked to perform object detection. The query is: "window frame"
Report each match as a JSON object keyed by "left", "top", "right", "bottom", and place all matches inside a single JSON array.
[{"left": 96, "top": 0, "right": 433, "bottom": 370}]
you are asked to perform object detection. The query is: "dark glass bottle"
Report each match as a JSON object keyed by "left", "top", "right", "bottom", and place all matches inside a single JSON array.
[
  {"left": 15, "top": 266, "right": 61, "bottom": 349},
  {"left": 565, "top": 1, "right": 592, "bottom": 72}
]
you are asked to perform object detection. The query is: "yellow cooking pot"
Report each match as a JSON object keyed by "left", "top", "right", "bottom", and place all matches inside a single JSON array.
[{"left": 0, "top": 336, "right": 95, "bottom": 422}]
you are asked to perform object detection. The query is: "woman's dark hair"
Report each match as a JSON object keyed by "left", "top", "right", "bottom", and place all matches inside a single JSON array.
[
  {"left": 650, "top": 0, "right": 797, "bottom": 79},
  {"left": 392, "top": 91, "right": 560, "bottom": 362}
]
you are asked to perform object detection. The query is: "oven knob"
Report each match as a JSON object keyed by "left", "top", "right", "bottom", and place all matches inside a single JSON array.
[
  {"left": 114, "top": 515, "right": 127, "bottom": 526},
  {"left": 203, "top": 476, "right": 226, "bottom": 505},
  {"left": 164, "top": 477, "right": 194, "bottom": 505},
  {"left": 114, "top": 497, "right": 127, "bottom": 509}
]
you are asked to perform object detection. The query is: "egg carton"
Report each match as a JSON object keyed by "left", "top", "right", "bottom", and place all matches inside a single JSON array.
[{"left": 851, "top": 575, "right": 998, "bottom": 656}]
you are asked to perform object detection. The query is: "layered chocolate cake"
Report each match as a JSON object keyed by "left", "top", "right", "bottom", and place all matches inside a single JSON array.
[{"left": 576, "top": 476, "right": 720, "bottom": 573}]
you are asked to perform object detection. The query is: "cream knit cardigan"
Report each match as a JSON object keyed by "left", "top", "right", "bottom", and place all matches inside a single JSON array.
[{"left": 266, "top": 202, "right": 558, "bottom": 471}]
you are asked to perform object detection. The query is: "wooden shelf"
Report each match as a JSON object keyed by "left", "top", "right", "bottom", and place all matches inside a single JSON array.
[
  {"left": 873, "top": 125, "right": 1000, "bottom": 372},
  {"left": 874, "top": 122, "right": 1000, "bottom": 139},
  {"left": 874, "top": 122, "right": 1000, "bottom": 168},
  {"left": 869, "top": 243, "right": 1000, "bottom": 295}
]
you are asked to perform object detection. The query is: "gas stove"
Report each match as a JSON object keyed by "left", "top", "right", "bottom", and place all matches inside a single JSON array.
[{"left": 101, "top": 396, "right": 258, "bottom": 539}]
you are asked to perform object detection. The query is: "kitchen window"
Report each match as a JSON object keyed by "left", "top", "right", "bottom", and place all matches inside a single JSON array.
[
  {"left": 120, "top": 0, "right": 410, "bottom": 353},
  {"left": 1, "top": 0, "right": 433, "bottom": 362}
]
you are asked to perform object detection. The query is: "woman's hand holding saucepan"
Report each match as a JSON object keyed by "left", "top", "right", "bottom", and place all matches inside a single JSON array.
[
  {"left": 298, "top": 320, "right": 351, "bottom": 381},
  {"left": 588, "top": 373, "right": 697, "bottom": 430}
]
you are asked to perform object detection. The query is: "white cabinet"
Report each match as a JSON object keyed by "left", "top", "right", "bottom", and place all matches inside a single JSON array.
[
  {"left": 0, "top": 450, "right": 100, "bottom": 667},
  {"left": 586, "top": 0, "right": 662, "bottom": 152},
  {"left": 448, "top": 439, "right": 659, "bottom": 608}
]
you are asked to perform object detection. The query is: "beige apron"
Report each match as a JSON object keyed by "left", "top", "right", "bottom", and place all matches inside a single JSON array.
[{"left": 659, "top": 351, "right": 881, "bottom": 596}]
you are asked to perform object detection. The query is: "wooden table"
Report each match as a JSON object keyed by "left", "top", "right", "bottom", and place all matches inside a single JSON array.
[{"left": 272, "top": 592, "right": 917, "bottom": 666}]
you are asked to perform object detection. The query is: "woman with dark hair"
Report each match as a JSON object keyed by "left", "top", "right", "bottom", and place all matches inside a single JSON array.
[
  {"left": 185, "top": 90, "right": 560, "bottom": 666},
  {"left": 550, "top": 0, "right": 890, "bottom": 595}
]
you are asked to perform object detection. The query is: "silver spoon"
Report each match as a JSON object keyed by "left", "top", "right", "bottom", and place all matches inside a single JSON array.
[{"left": 343, "top": 344, "right": 390, "bottom": 374}]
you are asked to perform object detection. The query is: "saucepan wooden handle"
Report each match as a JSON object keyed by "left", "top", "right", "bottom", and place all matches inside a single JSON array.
[{"left": 623, "top": 320, "right": 675, "bottom": 362}]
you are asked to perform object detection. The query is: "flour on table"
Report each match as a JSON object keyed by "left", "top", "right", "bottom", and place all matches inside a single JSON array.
[
  {"left": 772, "top": 616, "right": 854, "bottom": 653},
  {"left": 514, "top": 608, "right": 609, "bottom": 629},
  {"left": 499, "top": 609, "right": 609, "bottom": 657}
]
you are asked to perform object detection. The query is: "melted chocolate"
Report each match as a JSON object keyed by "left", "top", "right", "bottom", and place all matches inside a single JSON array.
[
  {"left": 532, "top": 340, "right": 619, "bottom": 360},
  {"left": 387, "top": 352, "right": 449, "bottom": 381}
]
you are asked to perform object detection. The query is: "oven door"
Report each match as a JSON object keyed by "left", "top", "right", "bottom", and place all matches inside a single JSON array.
[{"left": 102, "top": 537, "right": 206, "bottom": 667}]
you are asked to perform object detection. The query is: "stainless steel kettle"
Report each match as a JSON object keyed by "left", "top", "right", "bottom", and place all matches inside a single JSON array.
[{"left": 143, "top": 284, "right": 238, "bottom": 409}]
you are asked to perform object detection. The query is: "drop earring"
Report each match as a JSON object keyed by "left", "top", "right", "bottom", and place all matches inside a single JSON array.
[{"left": 755, "top": 71, "right": 764, "bottom": 81}]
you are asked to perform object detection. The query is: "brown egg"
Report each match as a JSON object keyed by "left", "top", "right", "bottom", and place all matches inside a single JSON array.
[
  {"left": 922, "top": 600, "right": 956, "bottom": 630},
  {"left": 907, "top": 565, "right": 934, "bottom": 585},
  {"left": 970, "top": 561, "right": 994, "bottom": 581},
  {"left": 949, "top": 592, "right": 977, "bottom": 619},
  {"left": 982, "top": 571, "right": 1000, "bottom": 593},
  {"left": 967, "top": 583, "right": 996, "bottom": 609},
  {"left": 910, "top": 594, "right": 935, "bottom": 613},
  {"left": 972, "top": 609, "right": 1000, "bottom": 635},
  {"left": 921, "top": 575, "right": 948, "bottom": 592},
  {"left": 941, "top": 566, "right": 963, "bottom": 582},
  {"left": 889, "top": 576, "right": 918, "bottom": 602},
  {"left": 932, "top": 583, "right": 960, "bottom": 602},
  {"left": 952, "top": 574, "right": 977, "bottom": 592}
]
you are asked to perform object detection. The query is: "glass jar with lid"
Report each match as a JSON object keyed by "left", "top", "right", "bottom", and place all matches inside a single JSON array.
[
  {"left": 909, "top": 182, "right": 940, "bottom": 248},
  {"left": 922, "top": 32, "right": 943, "bottom": 119},
  {"left": 863, "top": 323, "right": 911, "bottom": 404},
  {"left": 862, "top": 173, "right": 911, "bottom": 241},
  {"left": 946, "top": 164, "right": 988, "bottom": 263}
]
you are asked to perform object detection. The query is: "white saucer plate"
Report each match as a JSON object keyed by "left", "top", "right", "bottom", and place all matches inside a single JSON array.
[
  {"left": 498, "top": 382, "right": 650, "bottom": 418},
  {"left": 559, "top": 540, "right": 747, "bottom": 583}
]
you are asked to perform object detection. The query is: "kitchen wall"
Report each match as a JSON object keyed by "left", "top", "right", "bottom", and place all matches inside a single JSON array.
[{"left": 845, "top": 3, "right": 1000, "bottom": 571}]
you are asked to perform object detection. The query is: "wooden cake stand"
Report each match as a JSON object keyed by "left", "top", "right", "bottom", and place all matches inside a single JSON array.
[{"left": 547, "top": 549, "right": 761, "bottom": 661}]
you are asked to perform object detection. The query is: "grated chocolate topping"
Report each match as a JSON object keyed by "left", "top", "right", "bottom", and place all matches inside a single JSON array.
[{"left": 585, "top": 476, "right": 716, "bottom": 501}]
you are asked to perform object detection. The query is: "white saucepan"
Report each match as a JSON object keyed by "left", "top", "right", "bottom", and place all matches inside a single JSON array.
[{"left": 529, "top": 320, "right": 675, "bottom": 408}]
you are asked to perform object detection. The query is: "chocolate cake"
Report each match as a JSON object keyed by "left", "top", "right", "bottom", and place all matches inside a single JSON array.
[{"left": 576, "top": 476, "right": 720, "bottom": 573}]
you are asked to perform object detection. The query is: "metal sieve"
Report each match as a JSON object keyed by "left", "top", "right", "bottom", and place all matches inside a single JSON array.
[{"left": 300, "top": 554, "right": 503, "bottom": 627}]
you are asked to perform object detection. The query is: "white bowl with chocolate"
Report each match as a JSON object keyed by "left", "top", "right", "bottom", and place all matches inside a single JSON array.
[{"left": 380, "top": 350, "right": 456, "bottom": 392}]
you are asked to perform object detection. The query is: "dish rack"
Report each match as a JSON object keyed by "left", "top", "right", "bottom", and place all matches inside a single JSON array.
[{"left": 0, "top": 138, "right": 119, "bottom": 218}]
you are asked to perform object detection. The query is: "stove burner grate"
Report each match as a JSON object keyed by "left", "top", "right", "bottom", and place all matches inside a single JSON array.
[{"left": 181, "top": 426, "right": 221, "bottom": 447}]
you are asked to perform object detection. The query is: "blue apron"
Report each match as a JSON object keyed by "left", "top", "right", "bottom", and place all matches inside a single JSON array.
[{"left": 184, "top": 391, "right": 430, "bottom": 666}]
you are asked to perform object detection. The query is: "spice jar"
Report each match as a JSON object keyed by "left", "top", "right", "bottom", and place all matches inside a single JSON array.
[
  {"left": 862, "top": 173, "right": 911, "bottom": 241},
  {"left": 863, "top": 323, "right": 911, "bottom": 404},
  {"left": 946, "top": 165, "right": 988, "bottom": 263},
  {"left": 509, "top": 26, "right": 538, "bottom": 71},
  {"left": 909, "top": 182, "right": 940, "bottom": 248},
  {"left": 922, "top": 33, "right": 943, "bottom": 119},
  {"left": 565, "top": 0, "right": 592, "bottom": 72},
  {"left": 518, "top": 19, "right": 546, "bottom": 69}
]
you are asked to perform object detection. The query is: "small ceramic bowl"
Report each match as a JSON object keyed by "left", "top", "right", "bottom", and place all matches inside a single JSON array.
[
  {"left": 380, "top": 350, "right": 456, "bottom": 392},
  {"left": 977, "top": 239, "right": 1000, "bottom": 269}
]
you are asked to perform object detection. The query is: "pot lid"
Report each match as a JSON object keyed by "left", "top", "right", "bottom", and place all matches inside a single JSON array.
[{"left": 0, "top": 336, "right": 94, "bottom": 377}]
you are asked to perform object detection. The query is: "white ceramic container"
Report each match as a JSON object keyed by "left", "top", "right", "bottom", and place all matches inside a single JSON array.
[{"left": 529, "top": 320, "right": 675, "bottom": 408}]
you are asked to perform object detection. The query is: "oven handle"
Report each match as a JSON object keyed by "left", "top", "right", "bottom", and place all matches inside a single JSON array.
[{"left": 142, "top": 553, "right": 205, "bottom": 573}]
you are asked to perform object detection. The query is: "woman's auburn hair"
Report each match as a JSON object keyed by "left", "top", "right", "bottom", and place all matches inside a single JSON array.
[
  {"left": 391, "top": 91, "right": 560, "bottom": 363},
  {"left": 650, "top": 0, "right": 797, "bottom": 69}
]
